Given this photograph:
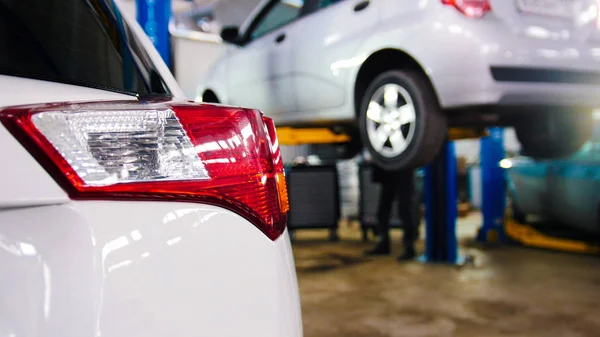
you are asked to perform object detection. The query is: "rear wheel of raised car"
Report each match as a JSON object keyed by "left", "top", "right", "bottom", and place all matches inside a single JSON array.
[
  {"left": 516, "top": 110, "right": 593, "bottom": 159},
  {"left": 359, "top": 70, "right": 447, "bottom": 170}
]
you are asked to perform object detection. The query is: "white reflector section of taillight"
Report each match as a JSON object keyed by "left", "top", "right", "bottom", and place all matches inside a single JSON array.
[{"left": 31, "top": 109, "right": 209, "bottom": 186}]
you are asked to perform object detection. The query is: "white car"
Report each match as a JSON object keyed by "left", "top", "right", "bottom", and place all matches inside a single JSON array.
[
  {"left": 199, "top": 0, "right": 600, "bottom": 170},
  {"left": 0, "top": 1, "right": 302, "bottom": 337}
]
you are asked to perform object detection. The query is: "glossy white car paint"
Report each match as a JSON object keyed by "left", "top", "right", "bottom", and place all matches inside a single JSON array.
[
  {"left": 0, "top": 122, "right": 69, "bottom": 208},
  {"left": 199, "top": 0, "right": 600, "bottom": 126},
  {"left": 0, "top": 1, "right": 303, "bottom": 336},
  {"left": 0, "top": 202, "right": 301, "bottom": 337}
]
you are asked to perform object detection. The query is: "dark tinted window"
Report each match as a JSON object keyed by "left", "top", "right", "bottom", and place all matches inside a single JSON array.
[
  {"left": 0, "top": 0, "right": 170, "bottom": 96},
  {"left": 250, "top": 0, "right": 304, "bottom": 40},
  {"left": 316, "top": 0, "right": 344, "bottom": 9}
]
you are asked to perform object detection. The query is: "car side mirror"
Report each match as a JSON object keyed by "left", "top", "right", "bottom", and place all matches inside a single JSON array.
[{"left": 220, "top": 26, "right": 240, "bottom": 45}]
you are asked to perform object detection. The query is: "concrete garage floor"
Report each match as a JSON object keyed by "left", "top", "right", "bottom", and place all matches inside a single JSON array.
[{"left": 292, "top": 214, "right": 600, "bottom": 337}]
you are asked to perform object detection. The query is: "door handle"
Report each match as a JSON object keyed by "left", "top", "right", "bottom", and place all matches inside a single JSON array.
[
  {"left": 275, "top": 33, "right": 286, "bottom": 43},
  {"left": 354, "top": 0, "right": 370, "bottom": 12}
]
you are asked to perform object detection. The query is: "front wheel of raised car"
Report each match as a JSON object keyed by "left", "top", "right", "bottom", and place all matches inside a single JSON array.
[{"left": 358, "top": 70, "right": 447, "bottom": 171}]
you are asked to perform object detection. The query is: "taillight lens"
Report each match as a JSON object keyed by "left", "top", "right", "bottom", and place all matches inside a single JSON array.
[
  {"left": 442, "top": 0, "right": 491, "bottom": 19},
  {"left": 0, "top": 101, "right": 289, "bottom": 240},
  {"left": 262, "top": 116, "right": 289, "bottom": 214}
]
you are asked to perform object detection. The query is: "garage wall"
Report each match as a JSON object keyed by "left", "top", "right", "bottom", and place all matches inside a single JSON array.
[
  {"left": 172, "top": 0, "right": 262, "bottom": 98},
  {"left": 281, "top": 145, "right": 311, "bottom": 164},
  {"left": 213, "top": 0, "right": 262, "bottom": 26},
  {"left": 171, "top": 36, "right": 225, "bottom": 99}
]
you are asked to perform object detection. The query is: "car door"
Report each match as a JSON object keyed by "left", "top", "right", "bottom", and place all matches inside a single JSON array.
[
  {"left": 224, "top": 0, "right": 307, "bottom": 114},
  {"left": 289, "top": 0, "right": 380, "bottom": 112}
]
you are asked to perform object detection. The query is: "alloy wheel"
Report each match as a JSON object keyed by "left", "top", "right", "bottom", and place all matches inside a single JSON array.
[{"left": 365, "top": 84, "right": 416, "bottom": 158}]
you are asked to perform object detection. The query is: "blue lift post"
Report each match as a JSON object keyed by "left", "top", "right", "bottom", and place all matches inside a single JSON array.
[
  {"left": 423, "top": 140, "right": 459, "bottom": 264},
  {"left": 477, "top": 127, "right": 507, "bottom": 243},
  {"left": 137, "top": 0, "right": 172, "bottom": 67}
]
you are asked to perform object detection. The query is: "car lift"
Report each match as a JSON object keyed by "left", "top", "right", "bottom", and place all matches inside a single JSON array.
[
  {"left": 419, "top": 126, "right": 598, "bottom": 259},
  {"left": 134, "top": 0, "right": 498, "bottom": 263},
  {"left": 137, "top": 0, "right": 599, "bottom": 257},
  {"left": 475, "top": 130, "right": 600, "bottom": 255},
  {"left": 277, "top": 126, "right": 491, "bottom": 264},
  {"left": 475, "top": 128, "right": 600, "bottom": 255},
  {"left": 424, "top": 128, "right": 494, "bottom": 264},
  {"left": 504, "top": 217, "right": 600, "bottom": 255},
  {"left": 477, "top": 127, "right": 507, "bottom": 245}
]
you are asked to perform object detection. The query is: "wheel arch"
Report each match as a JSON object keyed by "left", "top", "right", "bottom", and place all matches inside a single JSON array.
[
  {"left": 201, "top": 89, "right": 220, "bottom": 103},
  {"left": 353, "top": 48, "right": 440, "bottom": 117}
]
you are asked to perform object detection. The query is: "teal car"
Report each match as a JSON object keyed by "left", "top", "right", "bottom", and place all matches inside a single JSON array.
[{"left": 504, "top": 118, "right": 600, "bottom": 234}]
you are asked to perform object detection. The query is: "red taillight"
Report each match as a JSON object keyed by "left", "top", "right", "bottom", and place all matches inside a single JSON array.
[
  {"left": 0, "top": 100, "right": 289, "bottom": 240},
  {"left": 262, "top": 116, "right": 289, "bottom": 214},
  {"left": 442, "top": 0, "right": 491, "bottom": 19}
]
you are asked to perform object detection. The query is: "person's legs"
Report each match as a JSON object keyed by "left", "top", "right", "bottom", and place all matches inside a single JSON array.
[
  {"left": 398, "top": 201, "right": 417, "bottom": 260},
  {"left": 398, "top": 171, "right": 418, "bottom": 260},
  {"left": 365, "top": 182, "right": 395, "bottom": 255}
]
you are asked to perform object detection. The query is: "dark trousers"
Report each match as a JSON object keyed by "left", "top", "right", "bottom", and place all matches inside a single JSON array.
[
  {"left": 457, "top": 173, "right": 469, "bottom": 203},
  {"left": 377, "top": 172, "right": 419, "bottom": 248}
]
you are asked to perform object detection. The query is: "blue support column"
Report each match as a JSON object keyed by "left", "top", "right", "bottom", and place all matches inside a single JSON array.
[
  {"left": 137, "top": 0, "right": 172, "bottom": 67},
  {"left": 423, "top": 140, "right": 459, "bottom": 264},
  {"left": 477, "top": 127, "right": 506, "bottom": 243}
]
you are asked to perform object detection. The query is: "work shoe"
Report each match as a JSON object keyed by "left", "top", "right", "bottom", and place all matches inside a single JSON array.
[
  {"left": 364, "top": 240, "right": 391, "bottom": 256},
  {"left": 397, "top": 247, "right": 416, "bottom": 261}
]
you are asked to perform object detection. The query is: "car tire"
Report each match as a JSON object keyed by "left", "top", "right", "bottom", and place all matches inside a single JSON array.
[
  {"left": 516, "top": 110, "right": 593, "bottom": 159},
  {"left": 359, "top": 70, "right": 447, "bottom": 170},
  {"left": 202, "top": 90, "right": 220, "bottom": 104}
]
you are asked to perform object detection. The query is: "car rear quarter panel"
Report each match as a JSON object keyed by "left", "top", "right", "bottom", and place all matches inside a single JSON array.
[
  {"left": 352, "top": 1, "right": 501, "bottom": 108},
  {"left": 354, "top": 1, "right": 600, "bottom": 109},
  {"left": 0, "top": 201, "right": 302, "bottom": 337}
]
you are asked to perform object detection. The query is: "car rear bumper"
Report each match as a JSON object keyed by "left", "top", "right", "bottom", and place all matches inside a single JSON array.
[
  {"left": 435, "top": 66, "right": 600, "bottom": 109},
  {"left": 417, "top": 12, "right": 600, "bottom": 110},
  {"left": 0, "top": 201, "right": 302, "bottom": 337}
]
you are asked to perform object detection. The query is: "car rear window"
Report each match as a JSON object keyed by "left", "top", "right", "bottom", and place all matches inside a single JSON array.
[{"left": 0, "top": 0, "right": 171, "bottom": 97}]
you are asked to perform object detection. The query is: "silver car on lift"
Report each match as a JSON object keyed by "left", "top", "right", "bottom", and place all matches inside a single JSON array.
[{"left": 199, "top": 0, "right": 600, "bottom": 170}]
